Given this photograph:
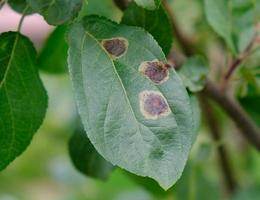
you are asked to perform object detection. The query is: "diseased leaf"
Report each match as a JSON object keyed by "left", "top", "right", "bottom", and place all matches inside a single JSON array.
[
  {"left": 0, "top": 32, "right": 48, "bottom": 171},
  {"left": 26, "top": 0, "right": 83, "bottom": 25},
  {"left": 68, "top": 15, "right": 196, "bottom": 190},
  {"left": 178, "top": 56, "right": 209, "bottom": 92},
  {"left": 38, "top": 25, "right": 68, "bottom": 74},
  {"left": 121, "top": 2, "right": 173, "bottom": 55},
  {"left": 204, "top": 0, "right": 236, "bottom": 53},
  {"left": 69, "top": 124, "right": 114, "bottom": 180},
  {"left": 134, "top": 0, "right": 161, "bottom": 10}
]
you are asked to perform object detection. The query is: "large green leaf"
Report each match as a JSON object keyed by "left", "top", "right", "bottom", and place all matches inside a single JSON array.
[
  {"left": 0, "top": 32, "right": 48, "bottom": 171},
  {"left": 38, "top": 25, "right": 68, "bottom": 74},
  {"left": 26, "top": 0, "right": 83, "bottom": 25},
  {"left": 204, "top": 0, "right": 236, "bottom": 53},
  {"left": 69, "top": 124, "right": 114, "bottom": 180},
  {"left": 178, "top": 56, "right": 209, "bottom": 93},
  {"left": 121, "top": 2, "right": 173, "bottom": 55},
  {"left": 68, "top": 16, "right": 195, "bottom": 189}
]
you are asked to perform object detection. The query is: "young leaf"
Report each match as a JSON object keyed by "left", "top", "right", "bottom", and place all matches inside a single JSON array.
[
  {"left": 178, "top": 55, "right": 209, "bottom": 92},
  {"left": 121, "top": 2, "right": 173, "bottom": 55},
  {"left": 26, "top": 0, "right": 83, "bottom": 25},
  {"left": 69, "top": 124, "right": 114, "bottom": 180},
  {"left": 0, "top": 32, "right": 48, "bottom": 171},
  {"left": 134, "top": 0, "right": 161, "bottom": 10},
  {"left": 204, "top": 0, "right": 236, "bottom": 53},
  {"left": 38, "top": 25, "right": 68, "bottom": 74},
  {"left": 68, "top": 16, "right": 196, "bottom": 190}
]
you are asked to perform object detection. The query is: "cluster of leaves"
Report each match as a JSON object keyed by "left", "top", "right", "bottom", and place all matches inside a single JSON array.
[{"left": 0, "top": 0, "right": 259, "bottom": 193}]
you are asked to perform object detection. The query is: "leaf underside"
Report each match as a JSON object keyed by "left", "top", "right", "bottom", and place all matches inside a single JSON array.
[
  {"left": 0, "top": 32, "right": 47, "bottom": 171},
  {"left": 69, "top": 124, "right": 114, "bottom": 180},
  {"left": 68, "top": 15, "right": 196, "bottom": 190},
  {"left": 134, "top": 0, "right": 161, "bottom": 10}
]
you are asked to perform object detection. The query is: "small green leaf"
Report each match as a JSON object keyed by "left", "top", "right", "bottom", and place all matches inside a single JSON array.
[
  {"left": 178, "top": 56, "right": 209, "bottom": 92},
  {"left": 121, "top": 2, "right": 173, "bottom": 55},
  {"left": 81, "top": 0, "right": 121, "bottom": 21},
  {"left": 134, "top": 0, "right": 161, "bottom": 10},
  {"left": 69, "top": 124, "right": 114, "bottom": 180},
  {"left": 68, "top": 16, "right": 196, "bottom": 190},
  {"left": 239, "top": 96, "right": 260, "bottom": 127},
  {"left": 204, "top": 0, "right": 236, "bottom": 53},
  {"left": 26, "top": 0, "right": 83, "bottom": 25},
  {"left": 38, "top": 25, "right": 68, "bottom": 74},
  {"left": 0, "top": 32, "right": 48, "bottom": 171},
  {"left": 8, "top": 0, "right": 34, "bottom": 14}
]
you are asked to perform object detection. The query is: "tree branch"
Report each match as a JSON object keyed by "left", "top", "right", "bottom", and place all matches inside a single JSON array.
[
  {"left": 162, "top": 0, "right": 195, "bottom": 56},
  {"left": 202, "top": 80, "right": 260, "bottom": 150},
  {"left": 200, "top": 96, "right": 237, "bottom": 193},
  {"left": 224, "top": 33, "right": 257, "bottom": 82}
]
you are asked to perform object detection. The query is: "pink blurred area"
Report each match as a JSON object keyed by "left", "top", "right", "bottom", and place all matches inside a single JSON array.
[{"left": 0, "top": 4, "right": 54, "bottom": 49}]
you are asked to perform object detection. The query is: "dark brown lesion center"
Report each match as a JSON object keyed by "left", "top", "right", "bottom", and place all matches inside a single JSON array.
[
  {"left": 139, "top": 60, "right": 171, "bottom": 84},
  {"left": 139, "top": 91, "right": 171, "bottom": 120},
  {"left": 102, "top": 37, "right": 128, "bottom": 59}
]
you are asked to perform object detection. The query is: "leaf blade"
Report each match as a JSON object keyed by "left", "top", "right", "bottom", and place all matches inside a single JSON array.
[
  {"left": 0, "top": 32, "right": 48, "bottom": 170},
  {"left": 68, "top": 16, "right": 195, "bottom": 189}
]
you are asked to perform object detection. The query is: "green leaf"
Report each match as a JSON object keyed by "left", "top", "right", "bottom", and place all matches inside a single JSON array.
[
  {"left": 190, "top": 94, "right": 201, "bottom": 137},
  {"left": 68, "top": 16, "right": 196, "bottom": 190},
  {"left": 0, "top": 32, "right": 48, "bottom": 171},
  {"left": 204, "top": 0, "right": 236, "bottom": 53},
  {"left": 69, "top": 124, "right": 114, "bottom": 180},
  {"left": 134, "top": 0, "right": 161, "bottom": 10},
  {"left": 8, "top": 0, "right": 34, "bottom": 14},
  {"left": 38, "top": 25, "right": 68, "bottom": 74},
  {"left": 178, "top": 55, "right": 209, "bottom": 92},
  {"left": 121, "top": 2, "right": 173, "bottom": 55},
  {"left": 239, "top": 96, "right": 260, "bottom": 127},
  {"left": 26, "top": 0, "right": 83, "bottom": 25},
  {"left": 81, "top": 0, "right": 121, "bottom": 21}
]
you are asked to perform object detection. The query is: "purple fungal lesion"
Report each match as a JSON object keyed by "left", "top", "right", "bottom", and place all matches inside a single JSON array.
[
  {"left": 101, "top": 37, "right": 128, "bottom": 59},
  {"left": 139, "top": 91, "right": 171, "bottom": 120},
  {"left": 139, "top": 60, "right": 171, "bottom": 84}
]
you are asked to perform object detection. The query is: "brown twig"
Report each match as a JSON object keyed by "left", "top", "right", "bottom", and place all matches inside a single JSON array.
[
  {"left": 202, "top": 80, "right": 260, "bottom": 150},
  {"left": 200, "top": 96, "right": 237, "bottom": 193},
  {"left": 224, "top": 34, "right": 257, "bottom": 82}
]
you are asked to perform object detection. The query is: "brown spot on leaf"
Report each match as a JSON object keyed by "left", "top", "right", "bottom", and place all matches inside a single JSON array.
[
  {"left": 139, "top": 60, "right": 171, "bottom": 84},
  {"left": 139, "top": 91, "right": 171, "bottom": 120},
  {"left": 102, "top": 37, "right": 128, "bottom": 59}
]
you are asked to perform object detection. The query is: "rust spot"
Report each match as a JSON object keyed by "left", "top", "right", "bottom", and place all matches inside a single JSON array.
[
  {"left": 139, "top": 60, "right": 171, "bottom": 84},
  {"left": 139, "top": 91, "right": 171, "bottom": 120},
  {"left": 102, "top": 37, "right": 128, "bottom": 59}
]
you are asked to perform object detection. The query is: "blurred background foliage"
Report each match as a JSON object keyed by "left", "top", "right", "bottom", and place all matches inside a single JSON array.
[{"left": 0, "top": 0, "right": 260, "bottom": 199}]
